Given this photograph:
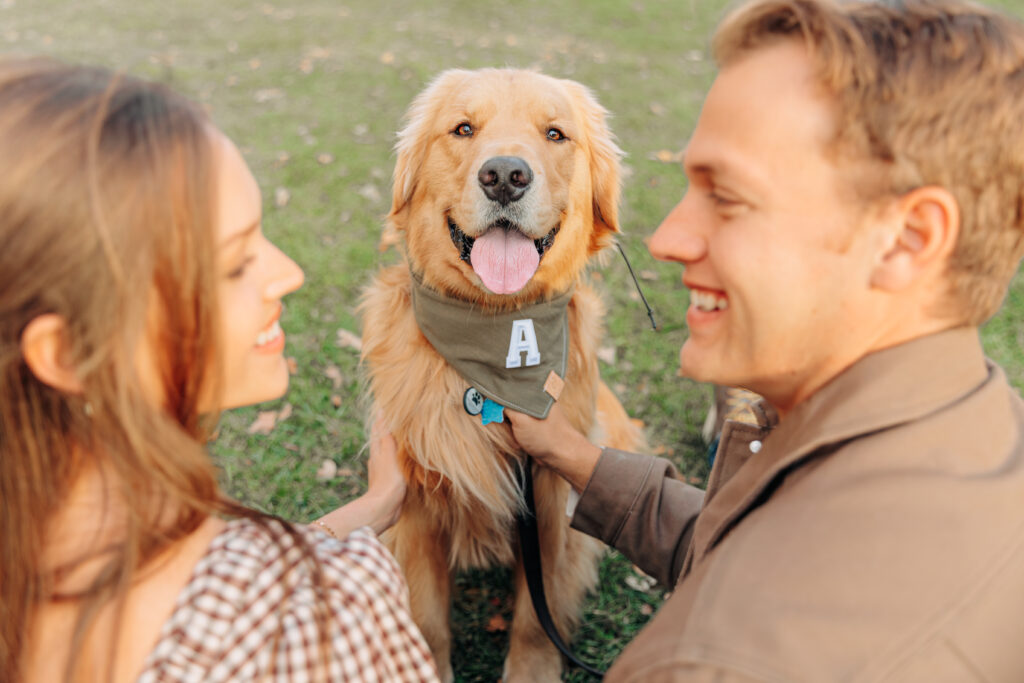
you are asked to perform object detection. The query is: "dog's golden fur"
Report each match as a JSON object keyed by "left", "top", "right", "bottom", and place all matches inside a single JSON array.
[{"left": 360, "top": 68, "right": 645, "bottom": 682}]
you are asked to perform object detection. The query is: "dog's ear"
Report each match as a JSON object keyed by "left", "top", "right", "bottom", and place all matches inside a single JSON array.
[
  {"left": 387, "top": 70, "right": 469, "bottom": 243},
  {"left": 567, "top": 81, "right": 624, "bottom": 253}
]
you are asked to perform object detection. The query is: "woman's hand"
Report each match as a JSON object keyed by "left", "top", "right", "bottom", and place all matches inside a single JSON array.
[
  {"left": 505, "top": 403, "right": 602, "bottom": 493},
  {"left": 313, "top": 417, "right": 408, "bottom": 539},
  {"left": 361, "top": 417, "right": 407, "bottom": 533}
]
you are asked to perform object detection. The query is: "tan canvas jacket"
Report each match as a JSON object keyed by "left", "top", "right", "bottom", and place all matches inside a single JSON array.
[{"left": 573, "top": 328, "right": 1024, "bottom": 682}]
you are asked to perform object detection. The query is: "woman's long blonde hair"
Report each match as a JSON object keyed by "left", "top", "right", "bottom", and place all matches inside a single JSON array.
[{"left": 0, "top": 57, "right": 234, "bottom": 679}]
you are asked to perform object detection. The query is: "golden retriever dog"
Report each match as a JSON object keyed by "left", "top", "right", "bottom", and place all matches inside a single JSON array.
[{"left": 360, "top": 68, "right": 645, "bottom": 682}]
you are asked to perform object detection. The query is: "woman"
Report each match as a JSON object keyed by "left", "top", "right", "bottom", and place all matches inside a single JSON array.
[{"left": 0, "top": 57, "right": 438, "bottom": 682}]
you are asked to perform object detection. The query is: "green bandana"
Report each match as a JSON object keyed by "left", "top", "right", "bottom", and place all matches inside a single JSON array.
[{"left": 410, "top": 272, "right": 571, "bottom": 419}]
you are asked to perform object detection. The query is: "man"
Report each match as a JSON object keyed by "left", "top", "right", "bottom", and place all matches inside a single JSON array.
[{"left": 507, "top": 0, "right": 1024, "bottom": 680}]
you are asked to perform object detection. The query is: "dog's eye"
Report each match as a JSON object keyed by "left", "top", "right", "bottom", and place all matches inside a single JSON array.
[
  {"left": 452, "top": 122, "right": 474, "bottom": 137},
  {"left": 546, "top": 127, "right": 566, "bottom": 142}
]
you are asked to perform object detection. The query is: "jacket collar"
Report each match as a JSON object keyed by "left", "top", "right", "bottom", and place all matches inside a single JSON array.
[{"left": 689, "top": 327, "right": 992, "bottom": 569}]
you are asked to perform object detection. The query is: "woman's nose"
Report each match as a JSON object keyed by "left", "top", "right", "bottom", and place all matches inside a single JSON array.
[{"left": 265, "top": 242, "right": 305, "bottom": 300}]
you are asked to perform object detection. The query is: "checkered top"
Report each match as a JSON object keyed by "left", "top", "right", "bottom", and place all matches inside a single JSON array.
[{"left": 136, "top": 518, "right": 439, "bottom": 682}]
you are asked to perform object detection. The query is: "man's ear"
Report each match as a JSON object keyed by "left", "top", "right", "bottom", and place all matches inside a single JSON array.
[
  {"left": 20, "top": 314, "right": 84, "bottom": 394},
  {"left": 870, "top": 186, "right": 960, "bottom": 292}
]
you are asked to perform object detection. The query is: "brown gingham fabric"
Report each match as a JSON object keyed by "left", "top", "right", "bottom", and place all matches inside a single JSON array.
[{"left": 136, "top": 518, "right": 439, "bottom": 682}]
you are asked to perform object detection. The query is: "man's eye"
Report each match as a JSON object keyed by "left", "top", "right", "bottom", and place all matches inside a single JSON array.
[
  {"left": 708, "top": 190, "right": 739, "bottom": 207},
  {"left": 546, "top": 127, "right": 566, "bottom": 142},
  {"left": 452, "top": 122, "right": 474, "bottom": 137}
]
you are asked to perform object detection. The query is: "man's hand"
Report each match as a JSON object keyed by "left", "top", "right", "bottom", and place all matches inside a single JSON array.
[{"left": 505, "top": 403, "right": 603, "bottom": 493}]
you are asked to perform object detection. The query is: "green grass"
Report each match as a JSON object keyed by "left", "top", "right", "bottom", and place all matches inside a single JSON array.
[{"left": 11, "top": 0, "right": 1024, "bottom": 679}]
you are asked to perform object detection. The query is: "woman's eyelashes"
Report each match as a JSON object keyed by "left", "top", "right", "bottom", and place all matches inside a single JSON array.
[{"left": 227, "top": 255, "right": 256, "bottom": 279}]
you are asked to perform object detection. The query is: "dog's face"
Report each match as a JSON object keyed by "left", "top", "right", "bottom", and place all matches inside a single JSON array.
[{"left": 387, "top": 69, "right": 622, "bottom": 305}]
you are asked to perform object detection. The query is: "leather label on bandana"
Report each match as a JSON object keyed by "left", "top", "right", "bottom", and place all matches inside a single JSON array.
[
  {"left": 410, "top": 272, "right": 570, "bottom": 419},
  {"left": 543, "top": 370, "right": 565, "bottom": 401}
]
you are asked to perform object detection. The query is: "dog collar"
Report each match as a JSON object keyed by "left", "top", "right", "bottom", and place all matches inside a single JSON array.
[{"left": 409, "top": 271, "right": 570, "bottom": 419}]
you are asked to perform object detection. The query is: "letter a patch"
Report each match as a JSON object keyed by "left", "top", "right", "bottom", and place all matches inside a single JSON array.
[{"left": 506, "top": 319, "right": 541, "bottom": 369}]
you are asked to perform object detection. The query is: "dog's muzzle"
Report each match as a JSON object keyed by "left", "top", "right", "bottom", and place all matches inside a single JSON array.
[{"left": 447, "top": 217, "right": 559, "bottom": 264}]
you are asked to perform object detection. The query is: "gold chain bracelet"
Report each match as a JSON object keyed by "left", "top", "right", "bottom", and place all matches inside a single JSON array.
[{"left": 311, "top": 519, "right": 339, "bottom": 540}]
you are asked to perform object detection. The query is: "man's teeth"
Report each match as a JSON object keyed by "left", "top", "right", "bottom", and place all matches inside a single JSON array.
[
  {"left": 256, "top": 320, "right": 283, "bottom": 346},
  {"left": 690, "top": 290, "right": 729, "bottom": 312}
]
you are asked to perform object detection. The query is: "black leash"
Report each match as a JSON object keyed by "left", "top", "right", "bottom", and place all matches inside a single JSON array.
[
  {"left": 615, "top": 242, "right": 658, "bottom": 331},
  {"left": 516, "top": 456, "right": 606, "bottom": 678},
  {"left": 510, "top": 242, "right": 656, "bottom": 678}
]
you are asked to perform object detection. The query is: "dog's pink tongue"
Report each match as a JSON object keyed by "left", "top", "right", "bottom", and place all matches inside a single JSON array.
[{"left": 470, "top": 228, "right": 540, "bottom": 294}]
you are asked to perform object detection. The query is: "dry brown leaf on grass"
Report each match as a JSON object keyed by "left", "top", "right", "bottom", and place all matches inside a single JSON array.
[
  {"left": 324, "top": 364, "right": 343, "bottom": 389},
  {"left": 247, "top": 411, "right": 279, "bottom": 435},
  {"left": 247, "top": 403, "right": 293, "bottom": 435},
  {"left": 485, "top": 614, "right": 508, "bottom": 632},
  {"left": 625, "top": 566, "right": 657, "bottom": 593},
  {"left": 253, "top": 88, "right": 283, "bottom": 103},
  {"left": 330, "top": 394, "right": 342, "bottom": 408},
  {"left": 336, "top": 328, "right": 362, "bottom": 351},
  {"left": 286, "top": 356, "right": 298, "bottom": 374},
  {"left": 316, "top": 459, "right": 338, "bottom": 481},
  {"left": 357, "top": 183, "right": 382, "bottom": 203},
  {"left": 274, "top": 187, "right": 290, "bottom": 208},
  {"left": 651, "top": 149, "right": 684, "bottom": 164}
]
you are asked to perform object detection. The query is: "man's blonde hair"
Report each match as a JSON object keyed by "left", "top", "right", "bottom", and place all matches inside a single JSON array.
[{"left": 715, "top": 0, "right": 1024, "bottom": 325}]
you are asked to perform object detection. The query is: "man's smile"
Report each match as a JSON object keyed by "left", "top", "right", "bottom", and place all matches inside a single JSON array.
[{"left": 689, "top": 287, "right": 729, "bottom": 312}]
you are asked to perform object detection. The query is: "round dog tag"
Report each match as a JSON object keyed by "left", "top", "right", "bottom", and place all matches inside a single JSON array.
[{"left": 463, "top": 387, "right": 484, "bottom": 416}]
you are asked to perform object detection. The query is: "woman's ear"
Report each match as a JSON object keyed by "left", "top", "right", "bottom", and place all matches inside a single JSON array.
[
  {"left": 870, "top": 186, "right": 960, "bottom": 292},
  {"left": 20, "top": 313, "right": 83, "bottom": 394}
]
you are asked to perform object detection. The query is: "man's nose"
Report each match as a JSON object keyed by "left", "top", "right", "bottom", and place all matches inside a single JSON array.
[{"left": 648, "top": 195, "right": 706, "bottom": 264}]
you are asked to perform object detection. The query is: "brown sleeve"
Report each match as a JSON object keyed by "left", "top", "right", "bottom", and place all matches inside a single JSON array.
[{"left": 571, "top": 447, "right": 705, "bottom": 587}]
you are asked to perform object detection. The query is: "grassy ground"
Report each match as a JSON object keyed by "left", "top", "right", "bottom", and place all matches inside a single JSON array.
[{"left": 10, "top": 0, "right": 1024, "bottom": 679}]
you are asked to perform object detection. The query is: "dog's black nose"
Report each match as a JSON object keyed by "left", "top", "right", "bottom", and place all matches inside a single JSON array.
[{"left": 478, "top": 156, "right": 533, "bottom": 206}]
